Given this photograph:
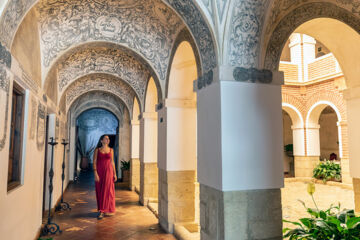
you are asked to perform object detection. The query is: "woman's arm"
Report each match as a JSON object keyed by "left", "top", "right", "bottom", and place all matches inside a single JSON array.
[
  {"left": 93, "top": 148, "right": 100, "bottom": 182},
  {"left": 111, "top": 148, "right": 117, "bottom": 182}
]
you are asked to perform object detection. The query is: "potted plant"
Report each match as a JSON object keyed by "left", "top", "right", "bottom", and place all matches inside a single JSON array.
[
  {"left": 121, "top": 160, "right": 130, "bottom": 183},
  {"left": 284, "top": 144, "right": 293, "bottom": 157},
  {"left": 313, "top": 160, "right": 342, "bottom": 183}
]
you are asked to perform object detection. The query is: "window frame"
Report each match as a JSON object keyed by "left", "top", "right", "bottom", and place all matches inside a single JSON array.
[{"left": 7, "top": 82, "right": 26, "bottom": 192}]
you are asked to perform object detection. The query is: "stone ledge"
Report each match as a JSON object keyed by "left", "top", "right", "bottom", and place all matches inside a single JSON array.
[
  {"left": 285, "top": 177, "right": 353, "bottom": 190},
  {"left": 148, "top": 202, "right": 158, "bottom": 218},
  {"left": 174, "top": 223, "right": 200, "bottom": 240}
]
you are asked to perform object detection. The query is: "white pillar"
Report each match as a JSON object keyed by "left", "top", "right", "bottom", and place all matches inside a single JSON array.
[
  {"left": 139, "top": 111, "right": 158, "bottom": 205},
  {"left": 157, "top": 99, "right": 198, "bottom": 232},
  {"left": 344, "top": 87, "right": 360, "bottom": 178},
  {"left": 306, "top": 124, "right": 321, "bottom": 156},
  {"left": 197, "top": 68, "right": 284, "bottom": 239},
  {"left": 140, "top": 112, "right": 158, "bottom": 164},
  {"left": 130, "top": 120, "right": 140, "bottom": 191},
  {"left": 292, "top": 126, "right": 305, "bottom": 156},
  {"left": 158, "top": 99, "right": 197, "bottom": 171},
  {"left": 131, "top": 120, "right": 140, "bottom": 159}
]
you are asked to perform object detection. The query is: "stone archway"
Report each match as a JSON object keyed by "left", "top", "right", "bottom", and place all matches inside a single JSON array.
[{"left": 67, "top": 91, "right": 131, "bottom": 181}]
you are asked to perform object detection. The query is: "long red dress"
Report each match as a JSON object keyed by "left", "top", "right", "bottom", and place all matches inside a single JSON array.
[{"left": 95, "top": 149, "right": 115, "bottom": 213}]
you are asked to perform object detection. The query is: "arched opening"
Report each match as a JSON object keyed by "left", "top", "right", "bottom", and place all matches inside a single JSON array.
[
  {"left": 319, "top": 106, "right": 340, "bottom": 161},
  {"left": 270, "top": 13, "right": 357, "bottom": 227},
  {"left": 306, "top": 102, "right": 342, "bottom": 165},
  {"left": 75, "top": 108, "right": 119, "bottom": 178},
  {"left": 282, "top": 110, "right": 294, "bottom": 177},
  {"left": 130, "top": 97, "right": 141, "bottom": 192},
  {"left": 158, "top": 40, "right": 199, "bottom": 234},
  {"left": 139, "top": 77, "right": 159, "bottom": 206}
]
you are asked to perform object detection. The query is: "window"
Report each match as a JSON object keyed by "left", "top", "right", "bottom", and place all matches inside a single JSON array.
[{"left": 8, "top": 82, "right": 25, "bottom": 191}]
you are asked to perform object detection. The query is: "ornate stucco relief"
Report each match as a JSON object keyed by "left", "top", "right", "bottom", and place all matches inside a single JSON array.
[
  {"left": 69, "top": 91, "right": 126, "bottom": 125},
  {"left": 265, "top": 0, "right": 309, "bottom": 35},
  {"left": 0, "top": 42, "right": 11, "bottom": 68},
  {"left": 0, "top": 66, "right": 10, "bottom": 151},
  {"left": 63, "top": 73, "right": 135, "bottom": 113},
  {"left": 264, "top": 0, "right": 360, "bottom": 43},
  {"left": 165, "top": 0, "right": 217, "bottom": 72},
  {"left": 264, "top": 2, "right": 360, "bottom": 70},
  {"left": 228, "top": 0, "right": 267, "bottom": 68},
  {"left": 57, "top": 46, "right": 149, "bottom": 102},
  {"left": 37, "top": 0, "right": 183, "bottom": 81}
]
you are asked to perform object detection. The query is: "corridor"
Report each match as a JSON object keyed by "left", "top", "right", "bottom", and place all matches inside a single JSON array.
[{"left": 45, "top": 172, "right": 175, "bottom": 240}]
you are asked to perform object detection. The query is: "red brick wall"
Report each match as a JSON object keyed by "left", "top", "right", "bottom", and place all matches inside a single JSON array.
[{"left": 282, "top": 77, "right": 347, "bottom": 156}]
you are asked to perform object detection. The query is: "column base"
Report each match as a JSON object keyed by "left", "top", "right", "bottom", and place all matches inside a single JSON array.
[
  {"left": 158, "top": 169, "right": 198, "bottom": 233},
  {"left": 140, "top": 162, "right": 158, "bottom": 205},
  {"left": 130, "top": 158, "right": 140, "bottom": 192},
  {"left": 294, "top": 156, "right": 319, "bottom": 178},
  {"left": 200, "top": 184, "right": 282, "bottom": 240}
]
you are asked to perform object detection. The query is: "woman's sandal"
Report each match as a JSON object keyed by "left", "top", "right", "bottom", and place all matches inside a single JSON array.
[{"left": 97, "top": 212, "right": 104, "bottom": 220}]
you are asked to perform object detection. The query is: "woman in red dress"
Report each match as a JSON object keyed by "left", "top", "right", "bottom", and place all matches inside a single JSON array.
[{"left": 93, "top": 135, "right": 117, "bottom": 219}]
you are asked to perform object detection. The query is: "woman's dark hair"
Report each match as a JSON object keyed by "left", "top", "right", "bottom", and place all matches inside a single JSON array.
[{"left": 97, "top": 135, "right": 110, "bottom": 148}]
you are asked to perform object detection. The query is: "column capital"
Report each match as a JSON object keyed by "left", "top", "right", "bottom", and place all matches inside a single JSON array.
[{"left": 193, "top": 65, "right": 284, "bottom": 92}]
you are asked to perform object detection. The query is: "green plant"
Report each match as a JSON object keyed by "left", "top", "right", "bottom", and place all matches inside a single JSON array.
[
  {"left": 121, "top": 160, "right": 130, "bottom": 170},
  {"left": 313, "top": 160, "right": 341, "bottom": 183},
  {"left": 283, "top": 183, "right": 360, "bottom": 239},
  {"left": 284, "top": 144, "right": 293, "bottom": 152}
]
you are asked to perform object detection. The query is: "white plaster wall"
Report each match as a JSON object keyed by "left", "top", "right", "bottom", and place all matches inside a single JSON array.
[
  {"left": 158, "top": 104, "right": 197, "bottom": 171},
  {"left": 140, "top": 113, "right": 158, "bottom": 163},
  {"left": 345, "top": 95, "right": 360, "bottom": 178},
  {"left": 220, "top": 81, "right": 284, "bottom": 191},
  {"left": 0, "top": 84, "right": 69, "bottom": 240},
  {"left": 0, "top": 89, "right": 55, "bottom": 239},
  {"left": 293, "top": 127, "right": 305, "bottom": 156},
  {"left": 306, "top": 126, "right": 321, "bottom": 156},
  {"left": 197, "top": 82, "right": 222, "bottom": 190},
  {"left": 167, "top": 106, "right": 197, "bottom": 171},
  {"left": 131, "top": 121, "right": 140, "bottom": 159}
]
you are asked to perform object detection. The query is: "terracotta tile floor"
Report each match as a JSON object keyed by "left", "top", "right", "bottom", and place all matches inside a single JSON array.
[{"left": 41, "top": 172, "right": 175, "bottom": 240}]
